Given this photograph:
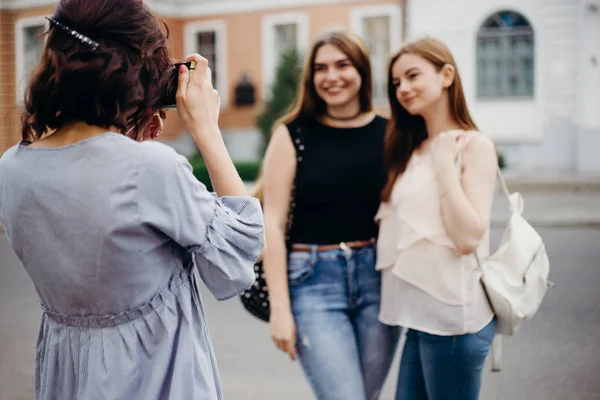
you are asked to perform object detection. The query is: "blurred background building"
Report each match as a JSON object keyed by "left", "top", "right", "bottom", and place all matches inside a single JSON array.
[{"left": 1, "top": 0, "right": 599, "bottom": 172}]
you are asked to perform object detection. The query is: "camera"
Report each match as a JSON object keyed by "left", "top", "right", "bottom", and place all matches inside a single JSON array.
[{"left": 159, "top": 61, "right": 196, "bottom": 109}]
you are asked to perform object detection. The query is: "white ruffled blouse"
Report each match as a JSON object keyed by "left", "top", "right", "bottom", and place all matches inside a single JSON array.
[{"left": 375, "top": 131, "right": 494, "bottom": 335}]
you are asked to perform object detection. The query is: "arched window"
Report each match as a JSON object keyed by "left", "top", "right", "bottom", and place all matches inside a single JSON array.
[{"left": 477, "top": 10, "right": 534, "bottom": 98}]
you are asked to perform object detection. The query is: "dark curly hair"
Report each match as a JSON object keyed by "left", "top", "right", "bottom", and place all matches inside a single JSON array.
[{"left": 21, "top": 0, "right": 174, "bottom": 141}]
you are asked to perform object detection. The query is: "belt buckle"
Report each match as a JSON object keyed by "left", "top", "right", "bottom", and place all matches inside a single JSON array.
[{"left": 340, "top": 241, "right": 352, "bottom": 256}]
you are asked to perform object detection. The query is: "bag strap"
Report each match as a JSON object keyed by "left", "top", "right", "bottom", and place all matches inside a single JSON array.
[
  {"left": 454, "top": 136, "right": 497, "bottom": 270},
  {"left": 495, "top": 169, "right": 514, "bottom": 213},
  {"left": 456, "top": 135, "right": 504, "bottom": 372}
]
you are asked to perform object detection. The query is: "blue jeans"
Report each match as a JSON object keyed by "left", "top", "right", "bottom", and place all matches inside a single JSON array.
[
  {"left": 288, "top": 245, "right": 400, "bottom": 400},
  {"left": 395, "top": 319, "right": 496, "bottom": 400}
]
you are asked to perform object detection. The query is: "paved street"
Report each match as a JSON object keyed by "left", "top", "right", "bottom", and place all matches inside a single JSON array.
[{"left": 1, "top": 227, "right": 599, "bottom": 400}]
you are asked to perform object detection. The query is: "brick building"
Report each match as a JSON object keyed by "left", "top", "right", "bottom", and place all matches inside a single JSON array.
[
  {"left": 1, "top": 0, "right": 599, "bottom": 171},
  {"left": 1, "top": 0, "right": 404, "bottom": 160}
]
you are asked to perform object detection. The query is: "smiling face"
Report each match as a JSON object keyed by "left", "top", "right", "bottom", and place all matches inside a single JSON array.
[
  {"left": 312, "top": 44, "right": 362, "bottom": 108},
  {"left": 391, "top": 53, "right": 453, "bottom": 116},
  {"left": 382, "top": 37, "right": 478, "bottom": 202}
]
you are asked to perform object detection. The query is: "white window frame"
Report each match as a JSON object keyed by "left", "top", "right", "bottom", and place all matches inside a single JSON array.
[
  {"left": 476, "top": 10, "right": 535, "bottom": 99},
  {"left": 468, "top": 6, "right": 543, "bottom": 142},
  {"left": 261, "top": 11, "right": 309, "bottom": 96},
  {"left": 350, "top": 4, "right": 402, "bottom": 104},
  {"left": 15, "top": 16, "right": 49, "bottom": 104},
  {"left": 184, "top": 20, "right": 229, "bottom": 108}
]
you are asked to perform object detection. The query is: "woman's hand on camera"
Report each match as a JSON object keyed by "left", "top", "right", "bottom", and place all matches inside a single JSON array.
[
  {"left": 270, "top": 309, "right": 297, "bottom": 361},
  {"left": 176, "top": 54, "right": 221, "bottom": 139},
  {"left": 175, "top": 54, "right": 246, "bottom": 197}
]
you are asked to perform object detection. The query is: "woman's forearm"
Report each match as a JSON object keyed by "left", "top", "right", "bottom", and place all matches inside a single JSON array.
[
  {"left": 436, "top": 162, "right": 486, "bottom": 254},
  {"left": 191, "top": 126, "right": 247, "bottom": 197},
  {"left": 263, "top": 223, "right": 292, "bottom": 315}
]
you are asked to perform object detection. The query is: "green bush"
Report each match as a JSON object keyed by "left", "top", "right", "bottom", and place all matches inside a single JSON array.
[
  {"left": 188, "top": 49, "right": 301, "bottom": 191},
  {"left": 235, "top": 161, "right": 262, "bottom": 181},
  {"left": 498, "top": 151, "right": 506, "bottom": 170},
  {"left": 256, "top": 48, "right": 303, "bottom": 155},
  {"left": 189, "top": 154, "right": 261, "bottom": 191}
]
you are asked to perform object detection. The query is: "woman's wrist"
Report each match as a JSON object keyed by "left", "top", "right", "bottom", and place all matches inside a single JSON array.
[
  {"left": 189, "top": 123, "right": 221, "bottom": 146},
  {"left": 267, "top": 285, "right": 293, "bottom": 315},
  {"left": 190, "top": 127, "right": 232, "bottom": 166},
  {"left": 270, "top": 304, "right": 293, "bottom": 316},
  {"left": 436, "top": 160, "right": 461, "bottom": 198}
]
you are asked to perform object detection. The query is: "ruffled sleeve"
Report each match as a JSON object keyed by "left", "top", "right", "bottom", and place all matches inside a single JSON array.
[
  {"left": 192, "top": 196, "right": 264, "bottom": 300},
  {"left": 137, "top": 142, "right": 265, "bottom": 300}
]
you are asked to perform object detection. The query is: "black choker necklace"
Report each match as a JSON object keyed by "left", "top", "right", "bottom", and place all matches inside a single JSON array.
[{"left": 325, "top": 110, "right": 362, "bottom": 121}]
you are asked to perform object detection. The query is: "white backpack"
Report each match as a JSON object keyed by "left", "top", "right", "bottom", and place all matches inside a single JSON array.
[{"left": 476, "top": 170, "right": 554, "bottom": 371}]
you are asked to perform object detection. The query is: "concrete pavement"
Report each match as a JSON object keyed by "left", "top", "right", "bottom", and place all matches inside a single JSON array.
[
  {"left": 501, "top": 170, "right": 600, "bottom": 192},
  {"left": 490, "top": 190, "right": 600, "bottom": 227},
  {"left": 491, "top": 170, "right": 600, "bottom": 227},
  {"left": 2, "top": 227, "right": 599, "bottom": 399}
]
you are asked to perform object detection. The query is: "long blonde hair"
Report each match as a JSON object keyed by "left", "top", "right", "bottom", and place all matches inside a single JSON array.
[
  {"left": 381, "top": 37, "right": 478, "bottom": 201},
  {"left": 254, "top": 29, "right": 374, "bottom": 202}
]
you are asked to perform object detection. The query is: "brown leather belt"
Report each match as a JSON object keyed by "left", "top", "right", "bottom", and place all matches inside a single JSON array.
[{"left": 291, "top": 238, "right": 375, "bottom": 253}]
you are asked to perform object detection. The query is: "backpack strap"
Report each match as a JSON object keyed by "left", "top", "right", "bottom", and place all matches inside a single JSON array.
[
  {"left": 455, "top": 131, "right": 512, "bottom": 207},
  {"left": 454, "top": 131, "right": 505, "bottom": 373}
]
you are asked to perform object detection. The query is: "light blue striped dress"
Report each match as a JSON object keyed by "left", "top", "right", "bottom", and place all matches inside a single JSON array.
[{"left": 0, "top": 132, "right": 264, "bottom": 399}]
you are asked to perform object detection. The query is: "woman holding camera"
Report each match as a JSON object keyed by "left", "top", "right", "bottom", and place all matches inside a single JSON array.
[{"left": 0, "top": 0, "right": 264, "bottom": 399}]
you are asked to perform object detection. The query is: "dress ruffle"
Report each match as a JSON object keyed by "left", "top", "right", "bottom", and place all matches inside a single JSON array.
[
  {"left": 376, "top": 132, "right": 483, "bottom": 306},
  {"left": 36, "top": 268, "right": 222, "bottom": 400},
  {"left": 193, "top": 196, "right": 265, "bottom": 301},
  {"left": 378, "top": 151, "right": 456, "bottom": 252}
]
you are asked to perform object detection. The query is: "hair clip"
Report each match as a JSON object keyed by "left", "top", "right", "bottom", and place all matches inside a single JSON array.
[{"left": 46, "top": 17, "right": 100, "bottom": 50}]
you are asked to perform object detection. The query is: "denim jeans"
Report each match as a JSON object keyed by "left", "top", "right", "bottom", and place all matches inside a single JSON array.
[
  {"left": 395, "top": 319, "right": 496, "bottom": 400},
  {"left": 288, "top": 245, "right": 400, "bottom": 400}
]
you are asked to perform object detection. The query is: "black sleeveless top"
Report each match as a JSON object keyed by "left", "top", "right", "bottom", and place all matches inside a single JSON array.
[{"left": 286, "top": 115, "right": 388, "bottom": 245}]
